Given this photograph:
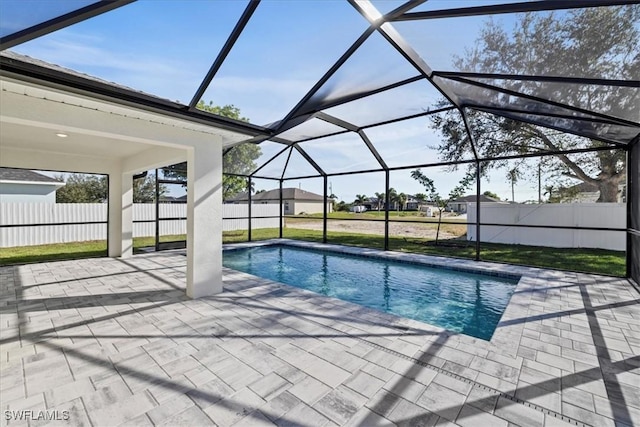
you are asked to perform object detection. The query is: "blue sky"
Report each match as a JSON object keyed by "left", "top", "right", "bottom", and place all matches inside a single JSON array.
[{"left": 9, "top": 0, "right": 549, "bottom": 202}]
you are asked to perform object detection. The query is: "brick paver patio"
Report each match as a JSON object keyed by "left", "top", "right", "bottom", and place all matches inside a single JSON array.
[{"left": 1, "top": 240, "right": 638, "bottom": 427}]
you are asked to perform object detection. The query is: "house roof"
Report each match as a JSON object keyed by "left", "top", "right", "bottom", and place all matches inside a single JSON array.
[
  {"left": 451, "top": 194, "right": 503, "bottom": 203},
  {"left": 0, "top": 167, "right": 62, "bottom": 184},
  {"left": 159, "top": 195, "right": 187, "bottom": 203},
  {"left": 227, "top": 188, "right": 330, "bottom": 202},
  {"left": 1, "top": 50, "right": 154, "bottom": 99},
  {"left": 567, "top": 182, "right": 600, "bottom": 193},
  {"left": 0, "top": 51, "right": 267, "bottom": 138}
]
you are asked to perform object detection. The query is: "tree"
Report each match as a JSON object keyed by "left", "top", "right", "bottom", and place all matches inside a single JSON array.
[
  {"left": 335, "top": 201, "right": 352, "bottom": 212},
  {"left": 162, "top": 100, "right": 261, "bottom": 200},
  {"left": 544, "top": 184, "right": 581, "bottom": 203},
  {"left": 411, "top": 169, "right": 473, "bottom": 244},
  {"left": 354, "top": 194, "right": 368, "bottom": 205},
  {"left": 328, "top": 193, "right": 338, "bottom": 211},
  {"left": 374, "top": 192, "right": 385, "bottom": 211},
  {"left": 397, "top": 193, "right": 408, "bottom": 212},
  {"left": 133, "top": 174, "right": 165, "bottom": 203},
  {"left": 56, "top": 173, "right": 166, "bottom": 203},
  {"left": 482, "top": 190, "right": 499, "bottom": 200},
  {"left": 387, "top": 187, "right": 398, "bottom": 212},
  {"left": 507, "top": 168, "right": 520, "bottom": 202},
  {"left": 431, "top": 6, "right": 637, "bottom": 202},
  {"left": 56, "top": 174, "right": 107, "bottom": 203}
]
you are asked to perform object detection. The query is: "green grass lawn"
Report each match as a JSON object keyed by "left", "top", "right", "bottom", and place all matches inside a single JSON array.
[
  {"left": 0, "top": 235, "right": 186, "bottom": 266},
  {"left": 0, "top": 241, "right": 109, "bottom": 265},
  {"left": 0, "top": 228, "right": 625, "bottom": 277}
]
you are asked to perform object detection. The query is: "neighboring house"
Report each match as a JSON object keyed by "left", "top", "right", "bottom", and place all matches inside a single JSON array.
[
  {"left": 559, "top": 181, "right": 626, "bottom": 203},
  {"left": 364, "top": 195, "right": 430, "bottom": 211},
  {"left": 364, "top": 197, "right": 398, "bottom": 211},
  {"left": 448, "top": 194, "right": 504, "bottom": 214},
  {"left": 160, "top": 195, "right": 187, "bottom": 203},
  {"left": 0, "top": 167, "right": 65, "bottom": 203},
  {"left": 405, "top": 195, "right": 421, "bottom": 211},
  {"left": 363, "top": 197, "right": 380, "bottom": 211},
  {"left": 226, "top": 188, "right": 333, "bottom": 215}
]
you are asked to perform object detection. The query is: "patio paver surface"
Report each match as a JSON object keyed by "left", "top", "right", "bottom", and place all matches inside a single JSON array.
[{"left": 1, "top": 241, "right": 639, "bottom": 427}]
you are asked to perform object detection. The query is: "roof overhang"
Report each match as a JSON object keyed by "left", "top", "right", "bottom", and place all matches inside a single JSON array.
[
  {"left": 0, "top": 74, "right": 258, "bottom": 175},
  {"left": 0, "top": 179, "right": 65, "bottom": 187},
  {"left": 0, "top": 53, "right": 272, "bottom": 141}
]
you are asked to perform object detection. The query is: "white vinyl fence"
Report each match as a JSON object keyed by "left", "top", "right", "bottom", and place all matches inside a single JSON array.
[
  {"left": 466, "top": 203, "right": 626, "bottom": 251},
  {"left": 0, "top": 203, "right": 280, "bottom": 247}
]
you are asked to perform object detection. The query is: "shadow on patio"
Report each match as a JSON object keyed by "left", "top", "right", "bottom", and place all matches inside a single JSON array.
[{"left": 1, "top": 253, "right": 638, "bottom": 426}]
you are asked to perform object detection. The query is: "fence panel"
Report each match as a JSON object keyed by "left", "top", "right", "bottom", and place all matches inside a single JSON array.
[
  {"left": 1, "top": 203, "right": 281, "bottom": 247},
  {"left": 467, "top": 203, "right": 625, "bottom": 250},
  {"left": 0, "top": 203, "right": 107, "bottom": 246}
]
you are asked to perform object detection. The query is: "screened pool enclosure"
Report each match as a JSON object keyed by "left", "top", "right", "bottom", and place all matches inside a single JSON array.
[{"left": 0, "top": 0, "right": 638, "bottom": 285}]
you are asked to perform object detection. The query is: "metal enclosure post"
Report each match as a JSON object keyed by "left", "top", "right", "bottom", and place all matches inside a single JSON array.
[
  {"left": 461, "top": 108, "right": 481, "bottom": 262},
  {"left": 106, "top": 174, "right": 111, "bottom": 256},
  {"left": 247, "top": 177, "right": 252, "bottom": 242},
  {"left": 385, "top": 170, "right": 390, "bottom": 251},
  {"left": 279, "top": 180, "right": 283, "bottom": 238},
  {"left": 627, "top": 138, "right": 639, "bottom": 284},
  {"left": 323, "top": 176, "right": 328, "bottom": 243},
  {"left": 155, "top": 168, "right": 160, "bottom": 252},
  {"left": 627, "top": 148, "right": 632, "bottom": 279},
  {"left": 475, "top": 162, "right": 481, "bottom": 261}
]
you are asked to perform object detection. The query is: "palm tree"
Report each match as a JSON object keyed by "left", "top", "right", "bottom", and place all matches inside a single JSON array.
[
  {"left": 508, "top": 168, "right": 519, "bottom": 202},
  {"left": 398, "top": 193, "right": 408, "bottom": 213},
  {"left": 387, "top": 188, "right": 398, "bottom": 211},
  {"left": 374, "top": 192, "right": 385, "bottom": 211},
  {"left": 354, "top": 194, "right": 367, "bottom": 206}
]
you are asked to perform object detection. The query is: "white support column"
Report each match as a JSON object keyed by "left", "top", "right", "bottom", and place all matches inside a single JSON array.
[
  {"left": 186, "top": 143, "right": 223, "bottom": 298},
  {"left": 108, "top": 169, "right": 134, "bottom": 258},
  {"left": 121, "top": 171, "right": 134, "bottom": 258}
]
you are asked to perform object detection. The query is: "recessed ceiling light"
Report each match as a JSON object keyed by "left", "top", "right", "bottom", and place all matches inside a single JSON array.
[{"left": 55, "top": 133, "right": 68, "bottom": 138}]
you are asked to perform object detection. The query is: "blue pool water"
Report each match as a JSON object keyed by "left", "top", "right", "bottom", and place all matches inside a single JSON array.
[{"left": 223, "top": 245, "right": 519, "bottom": 340}]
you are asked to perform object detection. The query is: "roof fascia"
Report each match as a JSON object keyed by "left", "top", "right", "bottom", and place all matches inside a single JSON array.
[
  {"left": 0, "top": 179, "right": 65, "bottom": 187},
  {"left": 0, "top": 56, "right": 272, "bottom": 139}
]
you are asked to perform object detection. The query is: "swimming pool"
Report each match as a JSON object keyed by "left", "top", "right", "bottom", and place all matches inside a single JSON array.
[{"left": 223, "top": 245, "right": 519, "bottom": 340}]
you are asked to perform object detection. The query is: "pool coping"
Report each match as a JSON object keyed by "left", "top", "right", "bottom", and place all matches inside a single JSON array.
[{"left": 222, "top": 239, "right": 562, "bottom": 356}]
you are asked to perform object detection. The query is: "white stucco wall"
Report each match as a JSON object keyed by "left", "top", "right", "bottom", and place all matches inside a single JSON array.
[
  {"left": 229, "top": 200, "right": 332, "bottom": 215},
  {"left": 0, "top": 182, "right": 60, "bottom": 203},
  {"left": 292, "top": 201, "right": 333, "bottom": 215}
]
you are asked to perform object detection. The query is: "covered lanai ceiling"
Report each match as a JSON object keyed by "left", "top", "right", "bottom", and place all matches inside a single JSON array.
[{"left": 1, "top": 0, "right": 638, "bottom": 180}]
